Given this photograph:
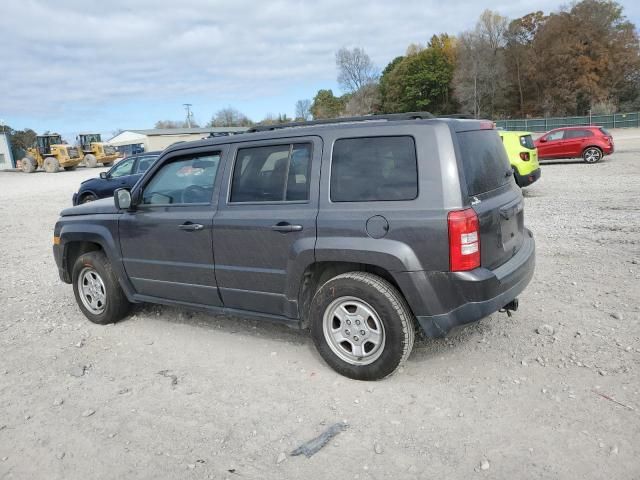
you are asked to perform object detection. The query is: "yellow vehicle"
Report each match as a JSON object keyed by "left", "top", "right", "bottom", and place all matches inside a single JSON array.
[
  {"left": 20, "top": 134, "right": 82, "bottom": 173},
  {"left": 77, "top": 133, "right": 120, "bottom": 168},
  {"left": 498, "top": 130, "right": 541, "bottom": 187}
]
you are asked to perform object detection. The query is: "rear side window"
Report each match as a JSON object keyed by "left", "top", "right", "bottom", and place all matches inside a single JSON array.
[
  {"left": 230, "top": 143, "right": 311, "bottom": 202},
  {"left": 599, "top": 127, "right": 611, "bottom": 136},
  {"left": 519, "top": 134, "right": 535, "bottom": 149},
  {"left": 330, "top": 136, "right": 418, "bottom": 202},
  {"left": 565, "top": 129, "right": 593, "bottom": 139},
  {"left": 457, "top": 130, "right": 511, "bottom": 196}
]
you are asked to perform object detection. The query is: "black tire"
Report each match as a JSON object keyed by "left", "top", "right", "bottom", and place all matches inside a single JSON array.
[
  {"left": 103, "top": 162, "right": 114, "bottom": 167},
  {"left": 64, "top": 165, "right": 77, "bottom": 171},
  {"left": 71, "top": 251, "right": 131, "bottom": 324},
  {"left": 582, "top": 146, "right": 603, "bottom": 163},
  {"left": 79, "top": 193, "right": 97, "bottom": 204},
  {"left": 310, "top": 272, "right": 415, "bottom": 381}
]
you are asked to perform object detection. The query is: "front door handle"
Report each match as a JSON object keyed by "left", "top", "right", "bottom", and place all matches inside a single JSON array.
[
  {"left": 179, "top": 222, "right": 204, "bottom": 231},
  {"left": 271, "top": 222, "right": 303, "bottom": 233}
]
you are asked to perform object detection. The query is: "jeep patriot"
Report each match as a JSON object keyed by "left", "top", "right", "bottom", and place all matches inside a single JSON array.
[{"left": 53, "top": 113, "right": 535, "bottom": 380}]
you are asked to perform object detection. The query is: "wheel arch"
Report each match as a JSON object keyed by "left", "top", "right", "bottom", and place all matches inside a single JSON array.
[
  {"left": 59, "top": 225, "right": 136, "bottom": 300},
  {"left": 296, "top": 260, "right": 406, "bottom": 327}
]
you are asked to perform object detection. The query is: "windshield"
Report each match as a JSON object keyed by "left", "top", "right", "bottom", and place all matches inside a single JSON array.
[{"left": 80, "top": 134, "right": 102, "bottom": 145}]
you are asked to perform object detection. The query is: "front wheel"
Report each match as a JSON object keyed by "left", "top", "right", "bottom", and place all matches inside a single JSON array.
[
  {"left": 43, "top": 157, "right": 60, "bottom": 173},
  {"left": 79, "top": 193, "right": 97, "bottom": 204},
  {"left": 583, "top": 147, "right": 603, "bottom": 163},
  {"left": 310, "top": 272, "right": 415, "bottom": 380},
  {"left": 72, "top": 251, "right": 131, "bottom": 324}
]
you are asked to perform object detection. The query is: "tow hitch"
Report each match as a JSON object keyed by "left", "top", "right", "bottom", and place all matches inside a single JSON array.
[{"left": 500, "top": 298, "right": 519, "bottom": 317}]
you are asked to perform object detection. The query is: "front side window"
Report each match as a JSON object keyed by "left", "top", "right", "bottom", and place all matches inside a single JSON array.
[
  {"left": 110, "top": 158, "right": 135, "bottom": 178},
  {"left": 330, "top": 136, "right": 418, "bottom": 202},
  {"left": 546, "top": 130, "right": 565, "bottom": 141},
  {"left": 230, "top": 143, "right": 311, "bottom": 202},
  {"left": 142, "top": 153, "right": 221, "bottom": 205}
]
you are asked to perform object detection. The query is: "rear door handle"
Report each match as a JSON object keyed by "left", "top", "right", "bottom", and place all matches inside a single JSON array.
[
  {"left": 271, "top": 222, "right": 303, "bottom": 233},
  {"left": 178, "top": 222, "right": 204, "bottom": 231}
]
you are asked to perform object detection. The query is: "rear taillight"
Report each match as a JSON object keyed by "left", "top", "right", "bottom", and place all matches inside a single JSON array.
[
  {"left": 448, "top": 208, "right": 480, "bottom": 272},
  {"left": 519, "top": 152, "right": 530, "bottom": 161}
]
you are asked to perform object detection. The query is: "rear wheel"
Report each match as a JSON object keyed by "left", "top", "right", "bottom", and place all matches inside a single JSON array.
[
  {"left": 310, "top": 272, "right": 415, "bottom": 380},
  {"left": 583, "top": 147, "right": 603, "bottom": 163},
  {"left": 71, "top": 251, "right": 131, "bottom": 324},
  {"left": 43, "top": 157, "right": 60, "bottom": 173},
  {"left": 84, "top": 154, "right": 97, "bottom": 168},
  {"left": 79, "top": 193, "right": 97, "bottom": 204},
  {"left": 21, "top": 156, "right": 36, "bottom": 173}
]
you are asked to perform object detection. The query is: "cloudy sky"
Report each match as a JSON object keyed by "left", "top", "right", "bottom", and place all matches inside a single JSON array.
[{"left": 1, "top": 0, "right": 639, "bottom": 140}]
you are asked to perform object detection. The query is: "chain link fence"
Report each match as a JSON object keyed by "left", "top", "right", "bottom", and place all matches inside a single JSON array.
[{"left": 495, "top": 112, "right": 640, "bottom": 132}]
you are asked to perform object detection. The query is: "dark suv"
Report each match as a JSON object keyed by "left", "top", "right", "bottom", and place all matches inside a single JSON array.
[{"left": 53, "top": 114, "right": 535, "bottom": 380}]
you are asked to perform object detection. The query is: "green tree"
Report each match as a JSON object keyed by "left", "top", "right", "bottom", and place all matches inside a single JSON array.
[
  {"left": 380, "top": 34, "right": 457, "bottom": 114},
  {"left": 310, "top": 89, "right": 347, "bottom": 119}
]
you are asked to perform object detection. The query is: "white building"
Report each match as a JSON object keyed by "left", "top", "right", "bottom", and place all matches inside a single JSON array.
[
  {"left": 108, "top": 127, "right": 248, "bottom": 154},
  {"left": 0, "top": 132, "right": 15, "bottom": 170}
]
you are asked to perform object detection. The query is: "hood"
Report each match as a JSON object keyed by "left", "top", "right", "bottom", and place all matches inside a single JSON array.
[
  {"left": 61, "top": 197, "right": 119, "bottom": 217},
  {"left": 80, "top": 176, "right": 100, "bottom": 186}
]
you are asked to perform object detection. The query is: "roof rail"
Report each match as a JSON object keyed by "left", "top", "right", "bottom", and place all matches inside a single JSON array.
[
  {"left": 246, "top": 112, "right": 434, "bottom": 133},
  {"left": 438, "top": 114, "right": 476, "bottom": 119}
]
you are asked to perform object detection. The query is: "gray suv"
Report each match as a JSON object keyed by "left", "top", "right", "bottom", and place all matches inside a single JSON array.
[{"left": 53, "top": 114, "right": 535, "bottom": 380}]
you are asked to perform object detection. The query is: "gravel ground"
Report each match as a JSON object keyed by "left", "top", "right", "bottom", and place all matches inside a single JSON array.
[{"left": 1, "top": 130, "right": 639, "bottom": 479}]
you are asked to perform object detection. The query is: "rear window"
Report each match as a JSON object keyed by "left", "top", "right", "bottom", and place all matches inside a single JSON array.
[
  {"left": 330, "top": 136, "right": 418, "bottom": 202},
  {"left": 519, "top": 134, "right": 535, "bottom": 149},
  {"left": 457, "top": 130, "right": 511, "bottom": 196}
]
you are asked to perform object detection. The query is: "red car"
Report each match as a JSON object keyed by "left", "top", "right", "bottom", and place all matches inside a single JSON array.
[{"left": 534, "top": 126, "right": 614, "bottom": 163}]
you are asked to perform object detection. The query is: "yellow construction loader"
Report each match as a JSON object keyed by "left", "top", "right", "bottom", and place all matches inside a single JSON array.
[
  {"left": 20, "top": 134, "right": 82, "bottom": 173},
  {"left": 77, "top": 133, "right": 120, "bottom": 167}
]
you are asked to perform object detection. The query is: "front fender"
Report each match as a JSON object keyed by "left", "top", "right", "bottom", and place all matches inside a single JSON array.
[{"left": 56, "top": 219, "right": 136, "bottom": 301}]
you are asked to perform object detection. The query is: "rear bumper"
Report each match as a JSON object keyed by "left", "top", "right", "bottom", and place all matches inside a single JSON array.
[
  {"left": 514, "top": 167, "right": 541, "bottom": 187},
  {"left": 395, "top": 229, "right": 535, "bottom": 337}
]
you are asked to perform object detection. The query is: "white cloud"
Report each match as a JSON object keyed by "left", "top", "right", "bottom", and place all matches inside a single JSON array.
[{"left": 1, "top": 0, "right": 638, "bottom": 126}]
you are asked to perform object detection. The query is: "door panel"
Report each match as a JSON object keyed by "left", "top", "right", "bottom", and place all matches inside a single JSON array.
[
  {"left": 119, "top": 206, "right": 221, "bottom": 305},
  {"left": 213, "top": 137, "right": 322, "bottom": 318},
  {"left": 119, "top": 148, "right": 227, "bottom": 306},
  {"left": 538, "top": 130, "right": 565, "bottom": 158}
]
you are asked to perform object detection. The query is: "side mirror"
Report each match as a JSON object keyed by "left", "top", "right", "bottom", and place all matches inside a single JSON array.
[
  {"left": 99, "top": 172, "right": 108, "bottom": 179},
  {"left": 114, "top": 188, "right": 132, "bottom": 210}
]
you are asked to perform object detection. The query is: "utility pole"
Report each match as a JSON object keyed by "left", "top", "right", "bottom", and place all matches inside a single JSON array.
[{"left": 183, "top": 104, "right": 193, "bottom": 128}]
